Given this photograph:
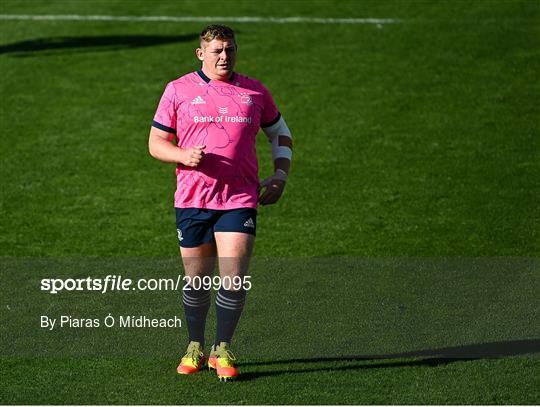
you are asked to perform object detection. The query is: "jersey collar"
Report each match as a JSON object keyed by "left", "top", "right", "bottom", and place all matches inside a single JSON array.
[{"left": 197, "top": 69, "right": 236, "bottom": 84}]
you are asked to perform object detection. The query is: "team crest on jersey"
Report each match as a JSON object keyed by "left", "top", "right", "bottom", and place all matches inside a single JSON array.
[{"left": 240, "top": 94, "right": 253, "bottom": 105}]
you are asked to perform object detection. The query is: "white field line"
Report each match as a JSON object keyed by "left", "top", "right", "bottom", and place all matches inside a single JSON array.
[{"left": 0, "top": 14, "right": 399, "bottom": 24}]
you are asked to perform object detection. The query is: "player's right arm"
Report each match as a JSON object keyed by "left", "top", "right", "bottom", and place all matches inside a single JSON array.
[
  {"left": 148, "top": 127, "right": 205, "bottom": 167},
  {"left": 149, "top": 81, "right": 205, "bottom": 167}
]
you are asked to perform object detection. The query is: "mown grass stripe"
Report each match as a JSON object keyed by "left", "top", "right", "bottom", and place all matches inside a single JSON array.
[{"left": 0, "top": 14, "right": 399, "bottom": 24}]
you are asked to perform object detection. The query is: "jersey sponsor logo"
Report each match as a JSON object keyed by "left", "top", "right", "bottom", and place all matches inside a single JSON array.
[
  {"left": 177, "top": 228, "right": 184, "bottom": 242},
  {"left": 243, "top": 218, "right": 255, "bottom": 228},
  {"left": 218, "top": 106, "right": 228, "bottom": 114},
  {"left": 193, "top": 115, "right": 252, "bottom": 124},
  {"left": 191, "top": 95, "right": 206, "bottom": 105}
]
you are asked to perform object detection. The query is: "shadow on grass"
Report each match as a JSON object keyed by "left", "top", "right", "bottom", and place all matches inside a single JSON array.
[
  {"left": 0, "top": 33, "right": 198, "bottom": 56},
  {"left": 237, "top": 338, "right": 540, "bottom": 382}
]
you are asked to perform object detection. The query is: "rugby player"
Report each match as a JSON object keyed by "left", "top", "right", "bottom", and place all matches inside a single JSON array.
[{"left": 148, "top": 24, "right": 293, "bottom": 381}]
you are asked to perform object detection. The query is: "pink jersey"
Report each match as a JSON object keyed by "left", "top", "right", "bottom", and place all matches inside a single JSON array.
[{"left": 153, "top": 70, "right": 280, "bottom": 210}]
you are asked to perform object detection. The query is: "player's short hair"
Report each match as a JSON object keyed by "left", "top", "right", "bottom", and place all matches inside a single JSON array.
[{"left": 199, "top": 24, "right": 236, "bottom": 46}]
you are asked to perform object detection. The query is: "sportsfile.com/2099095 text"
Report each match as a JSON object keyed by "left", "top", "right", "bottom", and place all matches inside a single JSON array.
[{"left": 40, "top": 275, "right": 252, "bottom": 294}]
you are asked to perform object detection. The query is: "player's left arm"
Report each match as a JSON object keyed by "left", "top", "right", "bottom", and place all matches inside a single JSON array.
[{"left": 258, "top": 115, "right": 293, "bottom": 205}]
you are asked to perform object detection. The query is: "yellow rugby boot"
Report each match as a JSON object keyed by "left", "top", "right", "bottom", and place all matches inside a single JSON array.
[
  {"left": 176, "top": 341, "right": 206, "bottom": 375},
  {"left": 208, "top": 342, "right": 238, "bottom": 381}
]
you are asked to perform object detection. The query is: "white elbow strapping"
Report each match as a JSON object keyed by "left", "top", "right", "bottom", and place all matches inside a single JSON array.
[
  {"left": 264, "top": 117, "right": 292, "bottom": 160},
  {"left": 271, "top": 138, "right": 293, "bottom": 160},
  {"left": 264, "top": 116, "right": 291, "bottom": 140}
]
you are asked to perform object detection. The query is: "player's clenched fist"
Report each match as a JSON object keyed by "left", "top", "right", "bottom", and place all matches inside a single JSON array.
[
  {"left": 180, "top": 145, "right": 206, "bottom": 167},
  {"left": 258, "top": 169, "right": 288, "bottom": 205}
]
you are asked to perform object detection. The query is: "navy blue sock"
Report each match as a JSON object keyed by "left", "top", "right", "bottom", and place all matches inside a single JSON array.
[
  {"left": 215, "top": 287, "right": 246, "bottom": 345},
  {"left": 182, "top": 284, "right": 211, "bottom": 347}
]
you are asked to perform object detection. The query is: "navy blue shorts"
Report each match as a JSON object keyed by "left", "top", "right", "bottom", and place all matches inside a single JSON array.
[{"left": 175, "top": 208, "right": 257, "bottom": 248}]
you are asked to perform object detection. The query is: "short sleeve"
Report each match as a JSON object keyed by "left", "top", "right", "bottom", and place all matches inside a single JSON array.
[
  {"left": 260, "top": 84, "right": 281, "bottom": 128},
  {"left": 152, "top": 82, "right": 177, "bottom": 134}
]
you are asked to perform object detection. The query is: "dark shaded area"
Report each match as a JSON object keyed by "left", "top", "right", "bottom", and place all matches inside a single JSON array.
[
  {"left": 236, "top": 339, "right": 540, "bottom": 381},
  {"left": 0, "top": 33, "right": 198, "bottom": 56}
]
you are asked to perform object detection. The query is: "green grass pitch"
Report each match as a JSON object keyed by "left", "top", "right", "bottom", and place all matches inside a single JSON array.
[{"left": 1, "top": 0, "right": 539, "bottom": 404}]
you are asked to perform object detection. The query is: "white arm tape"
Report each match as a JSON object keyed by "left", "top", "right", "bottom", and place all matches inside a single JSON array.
[
  {"left": 274, "top": 169, "right": 289, "bottom": 182},
  {"left": 263, "top": 117, "right": 293, "bottom": 161}
]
